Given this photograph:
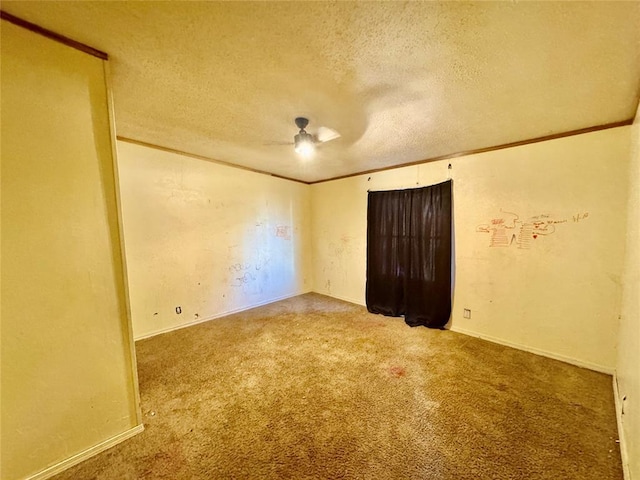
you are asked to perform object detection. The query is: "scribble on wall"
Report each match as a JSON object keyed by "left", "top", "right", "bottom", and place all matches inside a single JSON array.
[
  {"left": 231, "top": 271, "right": 255, "bottom": 287},
  {"left": 275, "top": 225, "right": 291, "bottom": 240},
  {"left": 319, "top": 233, "right": 364, "bottom": 297},
  {"left": 476, "top": 210, "right": 589, "bottom": 248}
]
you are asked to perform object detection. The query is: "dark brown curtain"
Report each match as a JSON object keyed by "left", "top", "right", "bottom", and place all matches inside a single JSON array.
[{"left": 366, "top": 180, "right": 452, "bottom": 328}]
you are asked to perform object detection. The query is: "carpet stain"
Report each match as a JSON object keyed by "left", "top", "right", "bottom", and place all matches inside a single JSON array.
[{"left": 389, "top": 366, "right": 406, "bottom": 378}]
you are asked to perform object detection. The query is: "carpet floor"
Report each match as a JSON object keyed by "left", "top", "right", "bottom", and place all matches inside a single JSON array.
[{"left": 52, "top": 293, "right": 622, "bottom": 479}]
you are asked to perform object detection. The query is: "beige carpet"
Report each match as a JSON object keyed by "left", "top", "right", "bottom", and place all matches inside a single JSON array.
[{"left": 53, "top": 293, "right": 622, "bottom": 479}]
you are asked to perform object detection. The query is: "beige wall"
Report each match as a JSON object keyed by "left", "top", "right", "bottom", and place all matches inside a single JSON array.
[
  {"left": 311, "top": 127, "right": 630, "bottom": 372},
  {"left": 1, "top": 22, "right": 140, "bottom": 480},
  {"left": 116, "top": 141, "right": 312, "bottom": 339},
  {"left": 618, "top": 104, "right": 640, "bottom": 478}
]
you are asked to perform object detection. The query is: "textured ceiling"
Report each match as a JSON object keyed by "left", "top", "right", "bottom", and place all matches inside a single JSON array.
[{"left": 2, "top": 1, "right": 640, "bottom": 183}]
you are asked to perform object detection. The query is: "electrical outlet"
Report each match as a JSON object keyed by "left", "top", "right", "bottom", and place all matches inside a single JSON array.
[{"left": 463, "top": 308, "right": 471, "bottom": 319}]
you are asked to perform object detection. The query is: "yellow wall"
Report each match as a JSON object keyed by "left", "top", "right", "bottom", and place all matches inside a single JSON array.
[
  {"left": 116, "top": 141, "right": 312, "bottom": 339},
  {"left": 1, "top": 23, "right": 140, "bottom": 480},
  {"left": 617, "top": 104, "right": 640, "bottom": 478},
  {"left": 311, "top": 127, "right": 631, "bottom": 372}
]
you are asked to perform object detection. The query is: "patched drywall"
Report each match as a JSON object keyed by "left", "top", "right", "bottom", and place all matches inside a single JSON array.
[
  {"left": 617, "top": 103, "right": 640, "bottom": 478},
  {"left": 311, "top": 127, "right": 631, "bottom": 372},
  {"left": 117, "top": 141, "right": 312, "bottom": 339},
  {"left": 1, "top": 22, "right": 140, "bottom": 480}
]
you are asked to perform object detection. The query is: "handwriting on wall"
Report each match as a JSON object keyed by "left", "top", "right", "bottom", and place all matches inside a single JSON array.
[{"left": 476, "top": 210, "right": 589, "bottom": 249}]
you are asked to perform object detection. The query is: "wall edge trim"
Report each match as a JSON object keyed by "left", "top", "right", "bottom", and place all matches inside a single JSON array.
[
  {"left": 117, "top": 136, "right": 310, "bottom": 185},
  {"left": 449, "top": 325, "right": 614, "bottom": 374},
  {"left": 310, "top": 119, "right": 634, "bottom": 184},
  {"left": 24, "top": 424, "right": 144, "bottom": 480},
  {"left": 0, "top": 10, "right": 108, "bottom": 60},
  {"left": 102, "top": 61, "right": 144, "bottom": 426},
  {"left": 613, "top": 374, "right": 631, "bottom": 480},
  {"left": 134, "top": 290, "right": 312, "bottom": 341}
]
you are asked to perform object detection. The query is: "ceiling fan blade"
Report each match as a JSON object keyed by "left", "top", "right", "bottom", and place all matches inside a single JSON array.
[{"left": 316, "top": 126, "right": 341, "bottom": 143}]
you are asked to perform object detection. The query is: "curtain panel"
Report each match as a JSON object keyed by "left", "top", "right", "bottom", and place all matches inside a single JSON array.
[{"left": 365, "top": 180, "right": 452, "bottom": 328}]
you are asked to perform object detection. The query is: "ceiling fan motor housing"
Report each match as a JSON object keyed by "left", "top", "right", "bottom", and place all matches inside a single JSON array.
[{"left": 295, "top": 117, "right": 309, "bottom": 130}]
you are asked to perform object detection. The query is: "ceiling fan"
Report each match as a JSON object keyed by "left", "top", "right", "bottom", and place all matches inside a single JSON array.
[{"left": 292, "top": 117, "right": 341, "bottom": 158}]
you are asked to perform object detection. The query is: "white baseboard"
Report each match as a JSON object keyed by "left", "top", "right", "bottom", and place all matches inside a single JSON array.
[
  {"left": 449, "top": 325, "right": 615, "bottom": 375},
  {"left": 135, "top": 290, "right": 312, "bottom": 340},
  {"left": 613, "top": 374, "right": 631, "bottom": 480},
  {"left": 311, "top": 295, "right": 615, "bottom": 375},
  {"left": 315, "top": 291, "right": 365, "bottom": 307},
  {"left": 25, "top": 424, "right": 144, "bottom": 480},
  {"left": 313, "top": 295, "right": 615, "bottom": 374}
]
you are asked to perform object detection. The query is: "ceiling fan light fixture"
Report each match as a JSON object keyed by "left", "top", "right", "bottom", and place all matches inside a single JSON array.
[{"left": 294, "top": 131, "right": 315, "bottom": 158}]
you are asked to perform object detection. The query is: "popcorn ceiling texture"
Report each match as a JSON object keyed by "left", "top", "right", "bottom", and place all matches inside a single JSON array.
[
  {"left": 3, "top": 1, "right": 639, "bottom": 182},
  {"left": 50, "top": 294, "right": 622, "bottom": 480}
]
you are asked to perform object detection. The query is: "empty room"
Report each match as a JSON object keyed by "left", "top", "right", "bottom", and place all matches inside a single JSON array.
[{"left": 1, "top": 2, "right": 639, "bottom": 480}]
